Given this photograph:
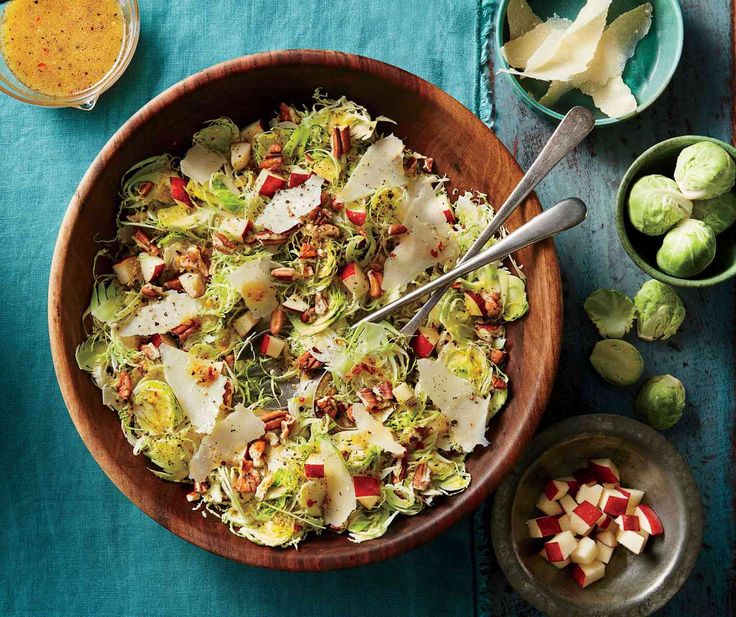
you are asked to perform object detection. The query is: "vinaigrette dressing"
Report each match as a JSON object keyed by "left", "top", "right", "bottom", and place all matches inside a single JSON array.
[{"left": 0, "top": 0, "right": 124, "bottom": 97}]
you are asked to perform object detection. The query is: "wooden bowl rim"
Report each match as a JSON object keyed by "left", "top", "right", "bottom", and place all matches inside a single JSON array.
[{"left": 48, "top": 50, "right": 562, "bottom": 570}]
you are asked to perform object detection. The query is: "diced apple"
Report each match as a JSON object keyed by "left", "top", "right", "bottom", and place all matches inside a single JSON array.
[
  {"left": 614, "top": 514, "right": 641, "bottom": 532},
  {"left": 288, "top": 167, "right": 312, "bottom": 188},
  {"left": 112, "top": 256, "right": 141, "bottom": 286},
  {"left": 570, "top": 501, "right": 604, "bottom": 536},
  {"left": 179, "top": 272, "right": 206, "bottom": 298},
  {"left": 240, "top": 119, "right": 264, "bottom": 142},
  {"left": 620, "top": 488, "right": 645, "bottom": 514},
  {"left": 543, "top": 479, "right": 570, "bottom": 501},
  {"left": 595, "top": 540, "right": 614, "bottom": 564},
  {"left": 443, "top": 208, "right": 456, "bottom": 224},
  {"left": 170, "top": 176, "right": 193, "bottom": 207},
  {"left": 304, "top": 454, "right": 325, "bottom": 479},
  {"left": 635, "top": 504, "right": 664, "bottom": 536},
  {"left": 599, "top": 488, "right": 629, "bottom": 517},
  {"left": 597, "top": 515, "right": 618, "bottom": 534},
  {"left": 576, "top": 483, "right": 603, "bottom": 506},
  {"left": 573, "top": 468, "right": 598, "bottom": 486},
  {"left": 339, "top": 262, "right": 370, "bottom": 299},
  {"left": 259, "top": 334, "right": 286, "bottom": 358},
  {"left": 617, "top": 528, "right": 649, "bottom": 554},
  {"left": 219, "top": 217, "right": 252, "bottom": 242},
  {"left": 527, "top": 516, "right": 564, "bottom": 538},
  {"left": 544, "top": 530, "right": 578, "bottom": 562},
  {"left": 138, "top": 253, "right": 166, "bottom": 283},
  {"left": 233, "top": 311, "right": 259, "bottom": 337},
  {"left": 393, "top": 382, "right": 416, "bottom": 404},
  {"left": 571, "top": 560, "right": 606, "bottom": 588},
  {"left": 464, "top": 292, "right": 485, "bottom": 317},
  {"left": 230, "top": 141, "right": 252, "bottom": 171},
  {"left": 558, "top": 476, "right": 581, "bottom": 499},
  {"left": 589, "top": 458, "right": 620, "bottom": 484},
  {"left": 558, "top": 514, "right": 571, "bottom": 532},
  {"left": 570, "top": 536, "right": 598, "bottom": 565},
  {"left": 595, "top": 530, "right": 618, "bottom": 548},
  {"left": 536, "top": 494, "right": 563, "bottom": 517},
  {"left": 560, "top": 494, "right": 578, "bottom": 516},
  {"left": 539, "top": 548, "right": 570, "bottom": 569},
  {"left": 345, "top": 207, "right": 367, "bottom": 226},
  {"left": 412, "top": 326, "right": 440, "bottom": 359},
  {"left": 353, "top": 475, "right": 381, "bottom": 509},
  {"left": 150, "top": 333, "right": 176, "bottom": 348},
  {"left": 282, "top": 294, "right": 310, "bottom": 312},
  {"left": 255, "top": 169, "right": 287, "bottom": 197}
]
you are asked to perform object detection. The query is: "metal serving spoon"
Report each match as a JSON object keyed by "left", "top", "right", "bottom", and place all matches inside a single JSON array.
[{"left": 266, "top": 197, "right": 587, "bottom": 409}]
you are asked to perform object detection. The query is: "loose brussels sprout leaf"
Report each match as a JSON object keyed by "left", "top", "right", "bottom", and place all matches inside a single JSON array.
[
  {"left": 589, "top": 339, "right": 644, "bottom": 386},
  {"left": 132, "top": 380, "right": 185, "bottom": 434},
  {"left": 635, "top": 374, "right": 685, "bottom": 430},
  {"left": 144, "top": 434, "right": 193, "bottom": 481},
  {"left": 502, "top": 273, "right": 529, "bottom": 321},
  {"left": 674, "top": 141, "right": 736, "bottom": 200},
  {"left": 656, "top": 219, "right": 716, "bottom": 278},
  {"left": 634, "top": 280, "right": 685, "bottom": 341},
  {"left": 583, "top": 289, "right": 635, "bottom": 338},
  {"left": 627, "top": 175, "right": 692, "bottom": 236},
  {"left": 691, "top": 191, "right": 736, "bottom": 235}
]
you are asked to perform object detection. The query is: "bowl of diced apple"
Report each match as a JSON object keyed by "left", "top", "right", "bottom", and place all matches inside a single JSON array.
[{"left": 491, "top": 414, "right": 702, "bottom": 617}]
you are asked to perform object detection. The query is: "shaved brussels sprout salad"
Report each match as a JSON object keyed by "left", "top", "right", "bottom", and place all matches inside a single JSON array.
[{"left": 76, "top": 92, "right": 528, "bottom": 547}]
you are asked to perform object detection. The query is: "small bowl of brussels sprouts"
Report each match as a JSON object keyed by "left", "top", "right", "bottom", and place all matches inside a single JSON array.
[{"left": 616, "top": 136, "right": 736, "bottom": 287}]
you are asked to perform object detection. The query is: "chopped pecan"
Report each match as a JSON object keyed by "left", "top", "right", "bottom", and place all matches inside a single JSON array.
[
  {"left": 279, "top": 102, "right": 299, "bottom": 123},
  {"left": 299, "top": 243, "right": 318, "bottom": 259},
  {"left": 259, "top": 143, "right": 284, "bottom": 171},
  {"left": 387, "top": 223, "right": 408, "bottom": 236},
  {"left": 170, "top": 318, "right": 200, "bottom": 341},
  {"left": 392, "top": 456, "right": 406, "bottom": 483},
  {"left": 307, "top": 207, "right": 332, "bottom": 225},
  {"left": 180, "top": 246, "right": 209, "bottom": 278},
  {"left": 300, "top": 308, "right": 316, "bottom": 324},
  {"left": 331, "top": 126, "right": 343, "bottom": 159},
  {"left": 224, "top": 353, "right": 235, "bottom": 369},
  {"left": 269, "top": 306, "right": 286, "bottom": 335},
  {"left": 255, "top": 230, "right": 290, "bottom": 246},
  {"left": 345, "top": 405, "right": 356, "bottom": 423},
  {"left": 367, "top": 270, "right": 383, "bottom": 299},
  {"left": 235, "top": 461, "right": 261, "bottom": 493},
  {"left": 296, "top": 350, "right": 322, "bottom": 373},
  {"left": 321, "top": 191, "right": 342, "bottom": 212},
  {"left": 139, "top": 342, "right": 160, "bottom": 361},
  {"left": 222, "top": 381, "right": 233, "bottom": 408},
  {"left": 376, "top": 381, "right": 394, "bottom": 401},
  {"left": 357, "top": 388, "right": 381, "bottom": 410},
  {"left": 140, "top": 283, "right": 164, "bottom": 299},
  {"left": 163, "top": 278, "right": 184, "bottom": 291},
  {"left": 404, "top": 156, "right": 418, "bottom": 176},
  {"left": 213, "top": 232, "right": 237, "bottom": 254},
  {"left": 280, "top": 416, "right": 295, "bottom": 440},
  {"left": 412, "top": 463, "right": 431, "bottom": 490},
  {"left": 248, "top": 439, "right": 267, "bottom": 468},
  {"left": 117, "top": 371, "right": 132, "bottom": 401},
  {"left": 490, "top": 349, "right": 507, "bottom": 365},
  {"left": 492, "top": 376, "right": 507, "bottom": 390},
  {"left": 316, "top": 395, "right": 344, "bottom": 419},
  {"left": 316, "top": 223, "right": 341, "bottom": 239},
  {"left": 270, "top": 267, "right": 302, "bottom": 282},
  {"left": 339, "top": 126, "right": 351, "bottom": 155},
  {"left": 138, "top": 181, "right": 154, "bottom": 197},
  {"left": 132, "top": 230, "right": 160, "bottom": 256},
  {"left": 301, "top": 264, "right": 315, "bottom": 278}
]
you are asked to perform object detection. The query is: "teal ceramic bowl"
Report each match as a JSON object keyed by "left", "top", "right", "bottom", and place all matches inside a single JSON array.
[
  {"left": 615, "top": 136, "right": 736, "bottom": 288},
  {"left": 495, "top": 0, "right": 684, "bottom": 126}
]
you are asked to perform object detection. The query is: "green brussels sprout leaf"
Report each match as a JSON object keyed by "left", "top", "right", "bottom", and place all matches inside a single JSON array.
[
  {"left": 590, "top": 339, "right": 644, "bottom": 386},
  {"left": 635, "top": 374, "right": 686, "bottom": 430},
  {"left": 583, "top": 289, "right": 636, "bottom": 338},
  {"left": 691, "top": 191, "right": 736, "bottom": 235},
  {"left": 674, "top": 141, "right": 736, "bottom": 200},
  {"left": 634, "top": 279, "right": 685, "bottom": 341},
  {"left": 656, "top": 218, "right": 716, "bottom": 278},
  {"left": 132, "top": 380, "right": 185, "bottom": 434},
  {"left": 628, "top": 174, "right": 692, "bottom": 236}
]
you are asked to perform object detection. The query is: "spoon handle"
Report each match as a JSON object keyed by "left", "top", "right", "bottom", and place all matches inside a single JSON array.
[{"left": 399, "top": 106, "right": 594, "bottom": 336}]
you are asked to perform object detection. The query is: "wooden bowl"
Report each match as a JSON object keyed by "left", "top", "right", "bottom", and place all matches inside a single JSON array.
[{"left": 48, "top": 50, "right": 562, "bottom": 571}]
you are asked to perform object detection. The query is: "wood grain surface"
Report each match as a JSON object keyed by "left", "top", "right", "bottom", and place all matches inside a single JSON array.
[{"left": 48, "top": 50, "right": 562, "bottom": 571}]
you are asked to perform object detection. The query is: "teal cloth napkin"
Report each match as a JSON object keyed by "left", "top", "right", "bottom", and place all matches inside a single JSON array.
[{"left": 0, "top": 1, "right": 494, "bottom": 616}]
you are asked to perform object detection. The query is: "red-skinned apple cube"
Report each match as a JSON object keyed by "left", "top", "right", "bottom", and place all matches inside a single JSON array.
[
  {"left": 170, "top": 177, "right": 193, "bottom": 207},
  {"left": 544, "top": 531, "right": 578, "bottom": 562},
  {"left": 339, "top": 262, "right": 369, "bottom": 299},
  {"left": 536, "top": 494, "right": 563, "bottom": 517},
  {"left": 113, "top": 256, "right": 140, "bottom": 286},
  {"left": 595, "top": 540, "right": 614, "bottom": 564},
  {"left": 573, "top": 468, "right": 598, "bottom": 486},
  {"left": 464, "top": 292, "right": 485, "bottom": 317},
  {"left": 240, "top": 119, "right": 264, "bottom": 142},
  {"left": 288, "top": 168, "right": 311, "bottom": 188},
  {"left": 234, "top": 311, "right": 259, "bottom": 337},
  {"left": 559, "top": 476, "right": 582, "bottom": 499},
  {"left": 259, "top": 334, "right": 286, "bottom": 358},
  {"left": 560, "top": 494, "right": 577, "bottom": 515},
  {"left": 595, "top": 530, "right": 618, "bottom": 548},
  {"left": 589, "top": 458, "right": 620, "bottom": 484},
  {"left": 571, "top": 561, "right": 606, "bottom": 588},
  {"left": 179, "top": 272, "right": 205, "bottom": 298},
  {"left": 635, "top": 505, "right": 664, "bottom": 536},
  {"left": 150, "top": 333, "right": 175, "bottom": 348},
  {"left": 617, "top": 529, "right": 649, "bottom": 554},
  {"left": 543, "top": 479, "right": 569, "bottom": 501},
  {"left": 558, "top": 514, "right": 571, "bottom": 532},
  {"left": 304, "top": 454, "right": 325, "bottom": 478},
  {"left": 575, "top": 482, "right": 603, "bottom": 506},
  {"left": 527, "top": 516, "right": 563, "bottom": 538},
  {"left": 139, "top": 253, "right": 166, "bottom": 283},
  {"left": 230, "top": 141, "right": 252, "bottom": 171},
  {"left": 570, "top": 501, "right": 603, "bottom": 536},
  {"left": 597, "top": 515, "right": 618, "bottom": 534},
  {"left": 600, "top": 488, "right": 629, "bottom": 516},
  {"left": 353, "top": 475, "right": 381, "bottom": 509},
  {"left": 443, "top": 208, "right": 456, "bottom": 224},
  {"left": 620, "top": 488, "right": 645, "bottom": 514},
  {"left": 538, "top": 549, "right": 570, "bottom": 569},
  {"left": 219, "top": 217, "right": 252, "bottom": 241},
  {"left": 255, "top": 169, "right": 287, "bottom": 197},
  {"left": 570, "top": 536, "right": 598, "bottom": 565},
  {"left": 615, "top": 514, "right": 640, "bottom": 532},
  {"left": 412, "top": 326, "right": 440, "bottom": 359},
  {"left": 345, "top": 208, "right": 367, "bottom": 226}
]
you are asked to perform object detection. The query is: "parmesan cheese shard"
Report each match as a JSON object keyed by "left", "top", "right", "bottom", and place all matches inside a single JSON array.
[
  {"left": 255, "top": 175, "right": 323, "bottom": 233},
  {"left": 160, "top": 345, "right": 228, "bottom": 434},
  {"left": 189, "top": 404, "right": 266, "bottom": 482},
  {"left": 180, "top": 144, "right": 226, "bottom": 184},
  {"left": 117, "top": 292, "right": 200, "bottom": 337},
  {"left": 319, "top": 439, "right": 356, "bottom": 528},
  {"left": 382, "top": 177, "right": 458, "bottom": 290},
  {"left": 502, "top": 18, "right": 571, "bottom": 70},
  {"left": 338, "top": 135, "right": 408, "bottom": 204},
  {"left": 586, "top": 74, "right": 638, "bottom": 118},
  {"left": 227, "top": 257, "right": 278, "bottom": 318},
  {"left": 351, "top": 404, "right": 406, "bottom": 456},
  {"left": 416, "top": 358, "right": 490, "bottom": 453},
  {"left": 506, "top": 0, "right": 542, "bottom": 40}
]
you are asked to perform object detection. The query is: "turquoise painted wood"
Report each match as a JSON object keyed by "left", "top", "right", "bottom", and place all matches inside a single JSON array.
[{"left": 479, "top": 1, "right": 735, "bottom": 615}]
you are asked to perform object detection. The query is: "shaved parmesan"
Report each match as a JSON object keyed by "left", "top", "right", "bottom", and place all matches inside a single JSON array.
[
  {"left": 338, "top": 135, "right": 408, "bottom": 204},
  {"left": 180, "top": 144, "right": 226, "bottom": 184},
  {"left": 189, "top": 404, "right": 265, "bottom": 482},
  {"left": 507, "top": 0, "right": 542, "bottom": 40},
  {"left": 382, "top": 177, "right": 458, "bottom": 290},
  {"left": 319, "top": 440, "right": 356, "bottom": 528},
  {"left": 351, "top": 404, "right": 405, "bottom": 456},
  {"left": 227, "top": 257, "right": 278, "bottom": 318},
  {"left": 117, "top": 292, "right": 200, "bottom": 337},
  {"left": 416, "top": 358, "right": 490, "bottom": 453},
  {"left": 160, "top": 345, "right": 227, "bottom": 434},
  {"left": 586, "top": 74, "right": 638, "bottom": 118},
  {"left": 255, "top": 175, "right": 323, "bottom": 233},
  {"left": 502, "top": 18, "right": 571, "bottom": 70}
]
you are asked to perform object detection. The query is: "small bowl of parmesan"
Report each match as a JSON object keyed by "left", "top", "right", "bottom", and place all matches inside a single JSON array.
[{"left": 495, "top": 0, "right": 683, "bottom": 126}]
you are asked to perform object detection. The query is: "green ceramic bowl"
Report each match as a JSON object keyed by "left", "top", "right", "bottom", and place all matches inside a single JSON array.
[
  {"left": 495, "top": 0, "right": 684, "bottom": 126},
  {"left": 616, "top": 136, "right": 736, "bottom": 287}
]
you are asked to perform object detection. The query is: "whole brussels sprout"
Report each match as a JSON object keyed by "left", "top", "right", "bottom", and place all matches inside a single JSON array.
[
  {"left": 635, "top": 374, "right": 686, "bottom": 430},
  {"left": 674, "top": 141, "right": 736, "bottom": 200},
  {"left": 634, "top": 280, "right": 685, "bottom": 341},
  {"left": 628, "top": 174, "right": 693, "bottom": 236},
  {"left": 691, "top": 191, "right": 736, "bottom": 234},
  {"left": 590, "top": 339, "right": 644, "bottom": 386},
  {"left": 583, "top": 289, "right": 636, "bottom": 338},
  {"left": 656, "top": 218, "right": 716, "bottom": 277}
]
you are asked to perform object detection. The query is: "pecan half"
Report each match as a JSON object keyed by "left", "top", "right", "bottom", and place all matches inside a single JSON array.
[
  {"left": 392, "top": 456, "right": 406, "bottom": 483},
  {"left": 331, "top": 126, "right": 343, "bottom": 159},
  {"left": 279, "top": 102, "right": 299, "bottom": 123},
  {"left": 170, "top": 319, "right": 200, "bottom": 341},
  {"left": 117, "top": 371, "right": 132, "bottom": 401},
  {"left": 296, "top": 350, "right": 322, "bottom": 373},
  {"left": 213, "top": 232, "right": 237, "bottom": 254},
  {"left": 132, "top": 230, "right": 160, "bottom": 256},
  {"left": 259, "top": 143, "right": 284, "bottom": 171},
  {"left": 412, "top": 462, "right": 431, "bottom": 490},
  {"left": 255, "top": 230, "right": 290, "bottom": 246},
  {"left": 367, "top": 270, "right": 383, "bottom": 299},
  {"left": 490, "top": 349, "right": 507, "bottom": 365},
  {"left": 387, "top": 223, "right": 408, "bottom": 236},
  {"left": 339, "top": 126, "right": 351, "bottom": 155},
  {"left": 140, "top": 283, "right": 164, "bottom": 299},
  {"left": 270, "top": 267, "right": 302, "bottom": 282},
  {"left": 316, "top": 395, "right": 345, "bottom": 419},
  {"left": 269, "top": 306, "right": 286, "bottom": 335}
]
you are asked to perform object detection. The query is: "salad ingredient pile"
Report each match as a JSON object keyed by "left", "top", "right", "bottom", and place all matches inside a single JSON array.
[
  {"left": 76, "top": 93, "right": 528, "bottom": 547},
  {"left": 529, "top": 458, "right": 665, "bottom": 588}
]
